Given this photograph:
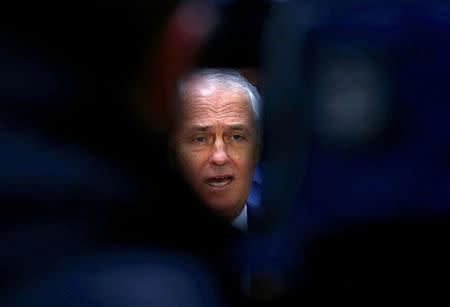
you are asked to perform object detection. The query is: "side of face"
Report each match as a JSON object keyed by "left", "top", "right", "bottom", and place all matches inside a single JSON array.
[{"left": 172, "top": 79, "right": 259, "bottom": 221}]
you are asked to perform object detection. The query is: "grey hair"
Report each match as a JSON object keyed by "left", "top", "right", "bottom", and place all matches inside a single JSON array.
[{"left": 178, "top": 68, "right": 263, "bottom": 140}]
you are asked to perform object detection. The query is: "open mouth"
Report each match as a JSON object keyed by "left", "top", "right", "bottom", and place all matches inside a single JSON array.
[{"left": 206, "top": 175, "right": 233, "bottom": 187}]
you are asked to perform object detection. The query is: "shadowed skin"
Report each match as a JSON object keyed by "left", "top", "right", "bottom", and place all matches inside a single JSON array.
[{"left": 173, "top": 79, "right": 259, "bottom": 221}]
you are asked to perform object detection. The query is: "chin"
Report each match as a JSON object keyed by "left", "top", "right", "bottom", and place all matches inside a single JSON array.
[
  {"left": 204, "top": 197, "right": 241, "bottom": 216},
  {"left": 205, "top": 198, "right": 236, "bottom": 210}
]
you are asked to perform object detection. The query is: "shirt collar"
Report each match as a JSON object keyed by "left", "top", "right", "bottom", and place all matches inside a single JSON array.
[{"left": 230, "top": 204, "right": 248, "bottom": 233}]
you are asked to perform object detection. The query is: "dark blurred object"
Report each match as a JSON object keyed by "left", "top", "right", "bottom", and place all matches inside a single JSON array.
[
  {"left": 234, "top": 0, "right": 450, "bottom": 303},
  {"left": 198, "top": 0, "right": 270, "bottom": 68},
  {"left": 9, "top": 251, "right": 225, "bottom": 307},
  {"left": 0, "top": 1, "right": 252, "bottom": 306}
]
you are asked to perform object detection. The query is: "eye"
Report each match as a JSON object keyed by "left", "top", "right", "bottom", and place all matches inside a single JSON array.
[
  {"left": 193, "top": 136, "right": 206, "bottom": 142},
  {"left": 231, "top": 135, "right": 242, "bottom": 141}
]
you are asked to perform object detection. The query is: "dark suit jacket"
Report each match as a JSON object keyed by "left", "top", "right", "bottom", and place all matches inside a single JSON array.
[{"left": 247, "top": 164, "right": 264, "bottom": 233}]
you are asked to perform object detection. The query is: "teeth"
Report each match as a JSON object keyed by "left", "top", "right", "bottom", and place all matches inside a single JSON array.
[{"left": 208, "top": 179, "right": 231, "bottom": 187}]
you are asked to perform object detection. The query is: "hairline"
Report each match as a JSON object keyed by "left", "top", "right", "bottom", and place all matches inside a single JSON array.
[{"left": 177, "top": 68, "right": 262, "bottom": 141}]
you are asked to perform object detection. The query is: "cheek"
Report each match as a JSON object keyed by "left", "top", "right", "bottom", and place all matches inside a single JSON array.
[
  {"left": 232, "top": 148, "right": 257, "bottom": 176},
  {"left": 177, "top": 147, "right": 207, "bottom": 175}
]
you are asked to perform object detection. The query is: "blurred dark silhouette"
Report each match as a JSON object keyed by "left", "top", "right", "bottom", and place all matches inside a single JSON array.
[
  {"left": 231, "top": 0, "right": 450, "bottom": 303},
  {"left": 0, "top": 1, "right": 256, "bottom": 306},
  {"left": 5, "top": 0, "right": 450, "bottom": 305}
]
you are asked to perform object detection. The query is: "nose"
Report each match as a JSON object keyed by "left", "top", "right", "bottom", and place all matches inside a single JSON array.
[{"left": 210, "top": 139, "right": 229, "bottom": 166}]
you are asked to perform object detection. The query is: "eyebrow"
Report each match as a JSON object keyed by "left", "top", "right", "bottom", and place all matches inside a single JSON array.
[
  {"left": 186, "top": 124, "right": 250, "bottom": 134},
  {"left": 229, "top": 125, "right": 249, "bottom": 133},
  {"left": 187, "top": 125, "right": 213, "bottom": 134}
]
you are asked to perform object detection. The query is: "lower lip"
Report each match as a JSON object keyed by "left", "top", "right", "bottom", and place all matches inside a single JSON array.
[{"left": 207, "top": 178, "right": 233, "bottom": 188}]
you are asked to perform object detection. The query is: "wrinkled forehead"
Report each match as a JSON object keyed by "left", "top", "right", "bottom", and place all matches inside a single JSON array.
[{"left": 177, "top": 78, "right": 254, "bottom": 120}]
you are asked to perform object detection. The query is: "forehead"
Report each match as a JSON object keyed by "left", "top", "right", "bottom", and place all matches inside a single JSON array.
[{"left": 179, "top": 79, "right": 254, "bottom": 124}]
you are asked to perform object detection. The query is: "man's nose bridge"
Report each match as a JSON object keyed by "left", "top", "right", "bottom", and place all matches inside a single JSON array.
[
  {"left": 211, "top": 137, "right": 228, "bottom": 162},
  {"left": 213, "top": 137, "right": 226, "bottom": 154}
]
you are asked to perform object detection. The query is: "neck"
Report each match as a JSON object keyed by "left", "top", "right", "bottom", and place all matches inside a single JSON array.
[{"left": 218, "top": 202, "right": 246, "bottom": 222}]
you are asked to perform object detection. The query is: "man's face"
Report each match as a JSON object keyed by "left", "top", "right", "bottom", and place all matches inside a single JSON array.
[{"left": 172, "top": 80, "right": 259, "bottom": 221}]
